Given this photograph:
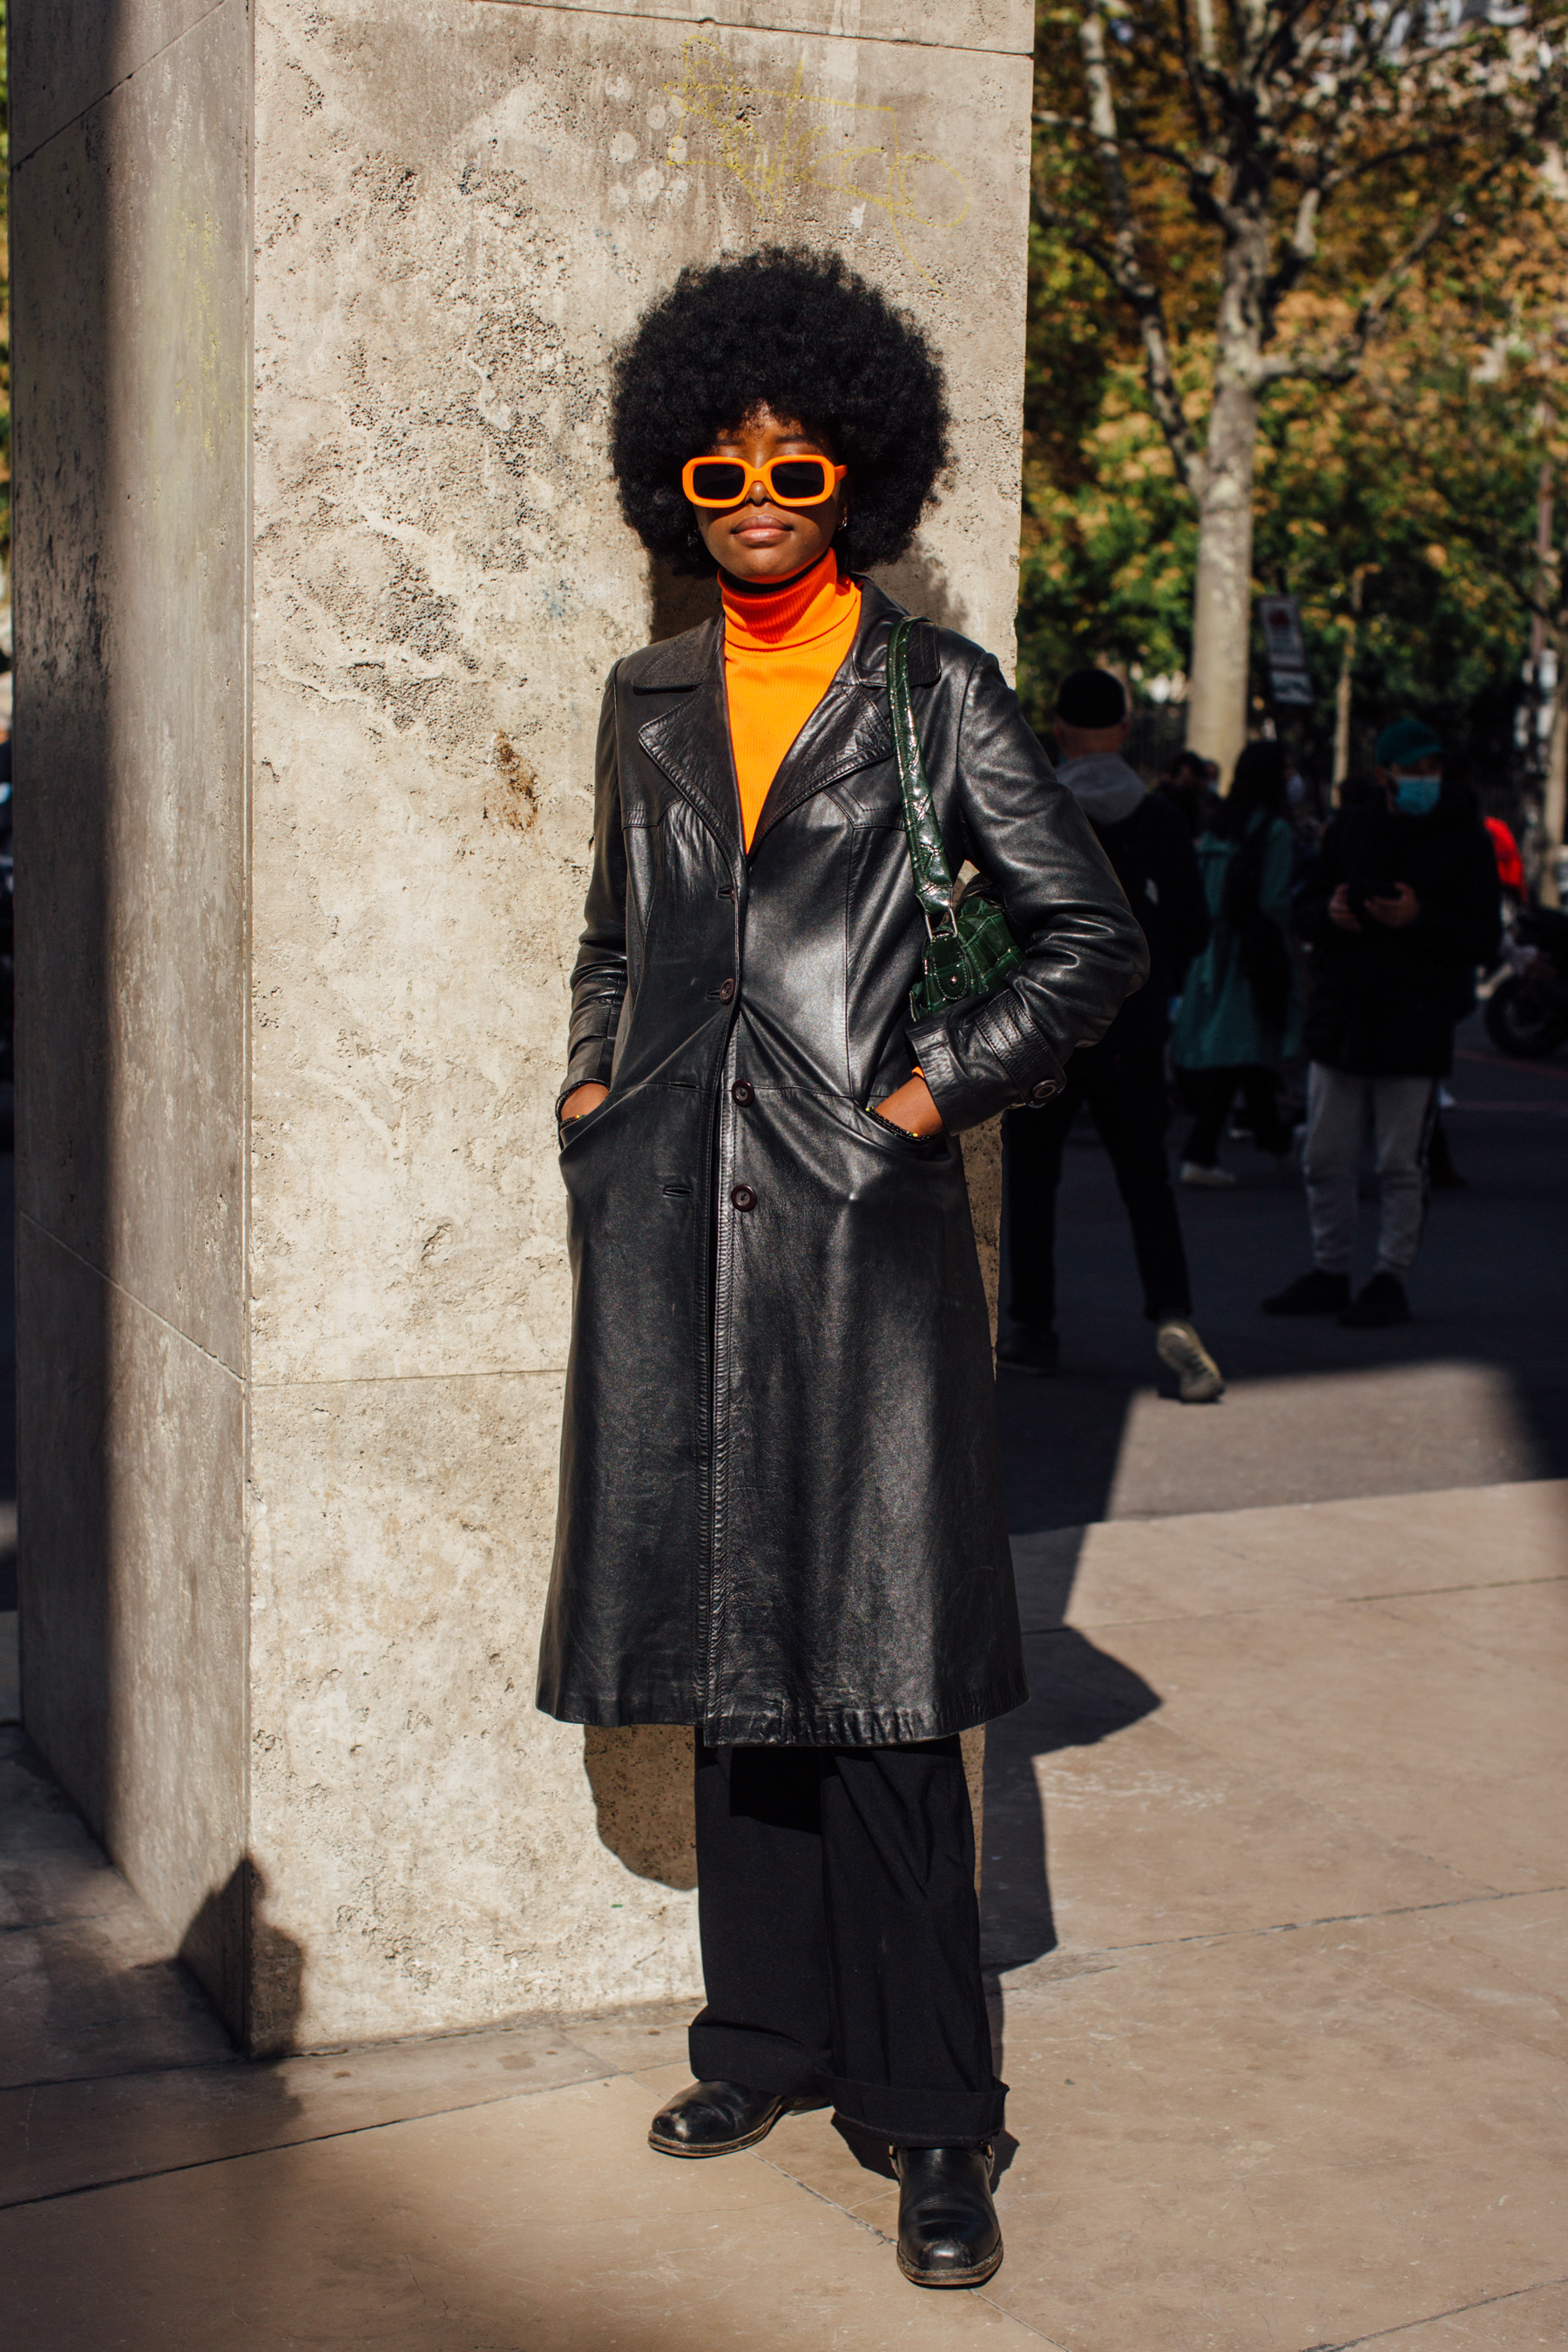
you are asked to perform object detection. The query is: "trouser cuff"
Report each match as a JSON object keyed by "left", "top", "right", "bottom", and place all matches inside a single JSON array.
[
  {"left": 688, "top": 2019, "right": 1005, "bottom": 2146},
  {"left": 828, "top": 2074, "right": 1007, "bottom": 2148}
]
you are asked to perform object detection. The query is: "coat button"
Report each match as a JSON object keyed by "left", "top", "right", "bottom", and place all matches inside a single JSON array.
[
  {"left": 732, "top": 1079, "right": 754, "bottom": 1105},
  {"left": 730, "top": 1184, "right": 757, "bottom": 1212},
  {"left": 1031, "top": 1081, "right": 1054, "bottom": 1104},
  {"left": 716, "top": 977, "right": 736, "bottom": 1003}
]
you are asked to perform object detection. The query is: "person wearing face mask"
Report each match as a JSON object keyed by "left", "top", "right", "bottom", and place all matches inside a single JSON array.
[{"left": 1264, "top": 719, "right": 1501, "bottom": 1328}]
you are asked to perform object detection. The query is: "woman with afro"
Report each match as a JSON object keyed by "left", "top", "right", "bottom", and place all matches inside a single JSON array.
[{"left": 538, "top": 248, "right": 1144, "bottom": 2287}]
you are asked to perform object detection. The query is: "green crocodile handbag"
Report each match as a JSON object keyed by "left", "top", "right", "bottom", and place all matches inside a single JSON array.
[{"left": 887, "top": 616, "right": 1024, "bottom": 1022}]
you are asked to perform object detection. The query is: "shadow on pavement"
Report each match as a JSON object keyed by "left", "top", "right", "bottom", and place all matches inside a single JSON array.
[{"left": 981, "top": 1019, "right": 1567, "bottom": 1997}]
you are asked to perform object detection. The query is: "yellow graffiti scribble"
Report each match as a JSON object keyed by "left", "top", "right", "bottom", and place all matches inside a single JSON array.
[{"left": 666, "top": 41, "right": 970, "bottom": 280}]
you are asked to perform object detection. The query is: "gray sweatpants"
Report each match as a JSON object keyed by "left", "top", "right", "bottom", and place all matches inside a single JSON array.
[{"left": 1302, "top": 1064, "right": 1436, "bottom": 1279}]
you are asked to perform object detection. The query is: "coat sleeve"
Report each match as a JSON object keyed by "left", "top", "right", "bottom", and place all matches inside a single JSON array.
[
  {"left": 558, "top": 670, "right": 630, "bottom": 1115},
  {"left": 907, "top": 653, "right": 1150, "bottom": 1132}
]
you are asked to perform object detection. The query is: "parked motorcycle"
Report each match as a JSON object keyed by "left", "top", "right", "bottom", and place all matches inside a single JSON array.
[{"left": 1484, "top": 902, "right": 1568, "bottom": 1059}]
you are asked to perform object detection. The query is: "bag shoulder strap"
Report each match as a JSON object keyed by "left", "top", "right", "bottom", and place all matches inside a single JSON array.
[{"left": 887, "top": 615, "right": 956, "bottom": 936}]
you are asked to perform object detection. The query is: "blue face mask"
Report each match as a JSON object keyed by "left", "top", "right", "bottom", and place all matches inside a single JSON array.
[{"left": 1393, "top": 773, "right": 1441, "bottom": 817}]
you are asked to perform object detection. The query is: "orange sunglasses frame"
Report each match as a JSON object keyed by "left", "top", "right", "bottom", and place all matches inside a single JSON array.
[{"left": 681, "top": 454, "right": 848, "bottom": 510}]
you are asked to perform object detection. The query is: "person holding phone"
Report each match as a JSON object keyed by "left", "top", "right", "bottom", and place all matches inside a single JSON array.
[{"left": 1264, "top": 720, "right": 1500, "bottom": 1328}]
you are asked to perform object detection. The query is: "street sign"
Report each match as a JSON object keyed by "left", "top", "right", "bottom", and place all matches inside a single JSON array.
[{"left": 1259, "top": 595, "right": 1315, "bottom": 706}]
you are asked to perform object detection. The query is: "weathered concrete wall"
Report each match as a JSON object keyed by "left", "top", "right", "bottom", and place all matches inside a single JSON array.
[
  {"left": 246, "top": 0, "right": 1031, "bottom": 2048},
  {"left": 17, "top": 0, "right": 1033, "bottom": 2049},
  {"left": 12, "top": 0, "right": 253, "bottom": 2019}
]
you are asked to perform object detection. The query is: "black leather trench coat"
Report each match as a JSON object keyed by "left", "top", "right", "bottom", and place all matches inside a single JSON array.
[{"left": 537, "top": 583, "right": 1146, "bottom": 1745}]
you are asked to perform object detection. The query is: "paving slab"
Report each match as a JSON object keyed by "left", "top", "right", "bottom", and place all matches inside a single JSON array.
[
  {"left": 0, "top": 2017, "right": 612, "bottom": 2207},
  {"left": 0, "top": 2072, "right": 1051, "bottom": 2352},
  {"left": 980, "top": 1931, "right": 1568, "bottom": 2352},
  {"left": 1010, "top": 1481, "right": 1568, "bottom": 1635},
  {"left": 1089, "top": 1598, "right": 1565, "bottom": 1896},
  {"left": 1365, "top": 2281, "right": 1568, "bottom": 2349},
  {"left": 984, "top": 1695, "right": 1490, "bottom": 1958}
]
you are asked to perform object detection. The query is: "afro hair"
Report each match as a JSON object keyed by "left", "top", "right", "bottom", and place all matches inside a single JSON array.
[{"left": 609, "top": 246, "right": 950, "bottom": 578}]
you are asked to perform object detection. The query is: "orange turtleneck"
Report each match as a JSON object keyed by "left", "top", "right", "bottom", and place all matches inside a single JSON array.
[{"left": 721, "top": 550, "right": 862, "bottom": 850}]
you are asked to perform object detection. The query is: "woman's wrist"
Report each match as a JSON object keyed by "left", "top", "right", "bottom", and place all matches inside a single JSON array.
[
  {"left": 559, "top": 1082, "right": 610, "bottom": 1124},
  {"left": 868, "top": 1105, "right": 922, "bottom": 1140},
  {"left": 870, "top": 1071, "right": 943, "bottom": 1139}
]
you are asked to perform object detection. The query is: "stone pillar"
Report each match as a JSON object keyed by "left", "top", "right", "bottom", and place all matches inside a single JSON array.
[{"left": 14, "top": 0, "right": 1034, "bottom": 2050}]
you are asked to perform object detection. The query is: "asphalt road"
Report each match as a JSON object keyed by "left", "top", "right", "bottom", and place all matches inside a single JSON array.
[{"left": 997, "top": 1016, "right": 1568, "bottom": 1531}]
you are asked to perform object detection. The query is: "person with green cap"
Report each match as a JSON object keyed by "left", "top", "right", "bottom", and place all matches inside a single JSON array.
[{"left": 1264, "top": 720, "right": 1500, "bottom": 1328}]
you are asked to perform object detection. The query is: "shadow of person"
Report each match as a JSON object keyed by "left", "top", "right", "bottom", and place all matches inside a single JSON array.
[
  {"left": 982, "top": 1623, "right": 1161, "bottom": 1984},
  {"left": 870, "top": 538, "right": 969, "bottom": 635},
  {"left": 178, "top": 1856, "right": 308, "bottom": 2057},
  {"left": 976, "top": 1517, "right": 1162, "bottom": 2107},
  {"left": 582, "top": 1725, "right": 698, "bottom": 1889},
  {"left": 645, "top": 556, "right": 719, "bottom": 645}
]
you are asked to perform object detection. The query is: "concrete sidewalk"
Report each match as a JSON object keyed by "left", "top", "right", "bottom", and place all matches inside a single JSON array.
[{"left": 4, "top": 1478, "right": 1564, "bottom": 2351}]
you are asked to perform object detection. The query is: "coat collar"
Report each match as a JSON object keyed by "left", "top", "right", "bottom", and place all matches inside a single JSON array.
[
  {"left": 632, "top": 621, "right": 741, "bottom": 855},
  {"left": 632, "top": 581, "right": 914, "bottom": 859}
]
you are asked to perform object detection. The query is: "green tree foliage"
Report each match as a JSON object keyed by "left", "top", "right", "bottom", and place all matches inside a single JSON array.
[{"left": 1018, "top": 0, "right": 1568, "bottom": 786}]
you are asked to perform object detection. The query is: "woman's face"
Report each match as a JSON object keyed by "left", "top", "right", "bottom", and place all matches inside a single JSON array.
[{"left": 690, "top": 406, "right": 848, "bottom": 584}]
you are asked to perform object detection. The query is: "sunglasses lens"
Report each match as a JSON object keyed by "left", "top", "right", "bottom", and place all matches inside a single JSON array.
[
  {"left": 770, "top": 458, "right": 833, "bottom": 503},
  {"left": 688, "top": 459, "right": 748, "bottom": 504}
]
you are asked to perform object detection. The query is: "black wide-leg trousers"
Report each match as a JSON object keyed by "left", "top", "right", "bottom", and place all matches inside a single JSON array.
[
  {"left": 1004, "top": 1043, "right": 1193, "bottom": 1329},
  {"left": 687, "top": 1737, "right": 1005, "bottom": 2147}
]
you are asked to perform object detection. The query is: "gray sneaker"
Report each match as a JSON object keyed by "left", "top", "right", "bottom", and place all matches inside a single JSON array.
[{"left": 1156, "top": 1319, "right": 1226, "bottom": 1403}]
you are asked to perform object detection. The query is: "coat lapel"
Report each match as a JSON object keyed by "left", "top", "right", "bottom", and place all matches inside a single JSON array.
[
  {"left": 632, "top": 583, "right": 914, "bottom": 858},
  {"left": 747, "top": 678, "right": 893, "bottom": 849},
  {"left": 633, "top": 622, "right": 743, "bottom": 859},
  {"left": 747, "top": 583, "right": 908, "bottom": 850}
]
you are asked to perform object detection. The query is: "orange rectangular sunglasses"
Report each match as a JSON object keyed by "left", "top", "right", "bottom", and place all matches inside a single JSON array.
[{"left": 682, "top": 454, "right": 847, "bottom": 510}]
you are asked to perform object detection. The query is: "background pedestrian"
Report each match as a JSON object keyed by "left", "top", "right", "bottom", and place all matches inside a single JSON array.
[
  {"left": 1001, "top": 671, "right": 1224, "bottom": 1402},
  {"left": 1264, "top": 717, "right": 1501, "bottom": 1326},
  {"left": 1172, "top": 740, "right": 1301, "bottom": 1185},
  {"left": 1156, "top": 747, "right": 1216, "bottom": 839}
]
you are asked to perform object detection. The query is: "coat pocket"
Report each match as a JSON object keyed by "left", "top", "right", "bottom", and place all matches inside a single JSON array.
[{"left": 852, "top": 1099, "right": 950, "bottom": 1160}]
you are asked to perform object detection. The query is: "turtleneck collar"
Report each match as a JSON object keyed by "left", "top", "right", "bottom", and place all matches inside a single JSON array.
[{"left": 720, "top": 548, "right": 856, "bottom": 652}]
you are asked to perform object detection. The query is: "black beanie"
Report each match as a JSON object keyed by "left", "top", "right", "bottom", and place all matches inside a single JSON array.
[{"left": 1057, "top": 668, "right": 1127, "bottom": 729}]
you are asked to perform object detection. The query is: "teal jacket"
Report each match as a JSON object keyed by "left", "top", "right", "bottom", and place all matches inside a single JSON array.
[{"left": 1172, "top": 814, "right": 1301, "bottom": 1071}]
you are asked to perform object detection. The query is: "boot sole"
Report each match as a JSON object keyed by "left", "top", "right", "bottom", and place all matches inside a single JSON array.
[
  {"left": 897, "top": 2240, "right": 1004, "bottom": 2288},
  {"left": 646, "top": 2097, "right": 822, "bottom": 2159}
]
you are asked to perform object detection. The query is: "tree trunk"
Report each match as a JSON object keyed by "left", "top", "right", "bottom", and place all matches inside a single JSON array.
[
  {"left": 1185, "top": 373, "right": 1258, "bottom": 784},
  {"left": 1333, "top": 565, "right": 1373, "bottom": 791},
  {"left": 1332, "top": 631, "right": 1354, "bottom": 789}
]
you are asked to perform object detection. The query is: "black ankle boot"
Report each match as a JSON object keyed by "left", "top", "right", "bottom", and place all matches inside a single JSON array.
[
  {"left": 647, "top": 2078, "right": 811, "bottom": 2158},
  {"left": 893, "top": 2146, "right": 1003, "bottom": 2286}
]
